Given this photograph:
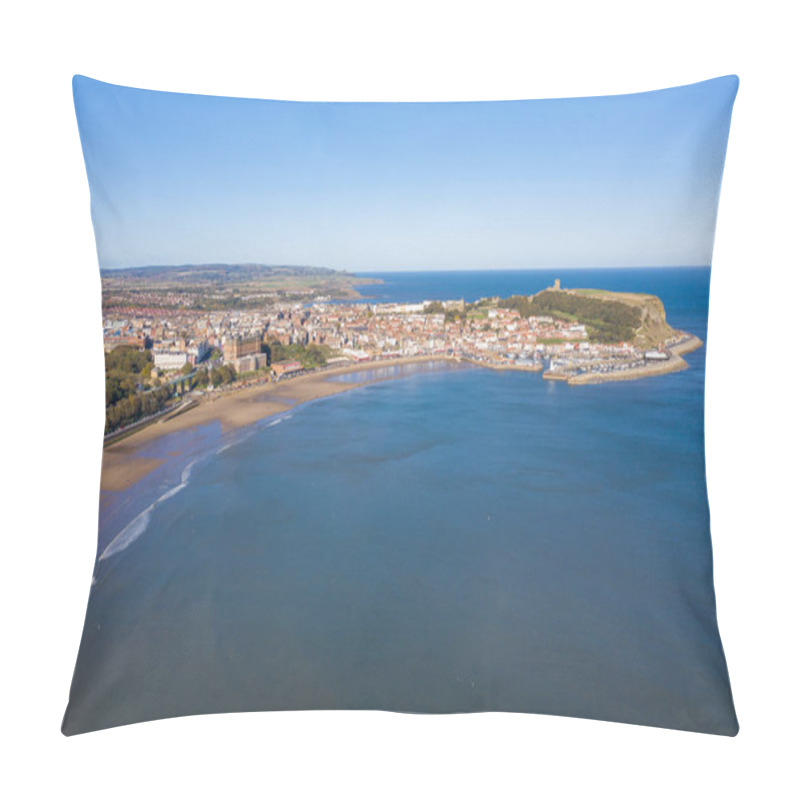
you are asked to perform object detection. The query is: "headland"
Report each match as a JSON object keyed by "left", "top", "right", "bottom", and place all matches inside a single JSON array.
[{"left": 101, "top": 269, "right": 705, "bottom": 494}]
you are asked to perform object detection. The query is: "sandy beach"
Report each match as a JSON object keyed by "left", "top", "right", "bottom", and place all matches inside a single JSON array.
[
  {"left": 100, "top": 356, "right": 456, "bottom": 491},
  {"left": 100, "top": 339, "right": 702, "bottom": 490}
]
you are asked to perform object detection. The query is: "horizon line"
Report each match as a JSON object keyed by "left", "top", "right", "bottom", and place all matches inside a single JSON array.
[{"left": 100, "top": 263, "right": 712, "bottom": 273}]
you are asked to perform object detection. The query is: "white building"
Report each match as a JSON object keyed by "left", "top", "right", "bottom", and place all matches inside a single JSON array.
[{"left": 153, "top": 350, "right": 189, "bottom": 370}]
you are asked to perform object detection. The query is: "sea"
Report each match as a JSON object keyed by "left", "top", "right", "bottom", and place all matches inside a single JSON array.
[{"left": 63, "top": 267, "right": 738, "bottom": 735}]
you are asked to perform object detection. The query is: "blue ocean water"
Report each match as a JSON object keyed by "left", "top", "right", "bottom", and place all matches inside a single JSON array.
[{"left": 64, "top": 267, "right": 737, "bottom": 735}]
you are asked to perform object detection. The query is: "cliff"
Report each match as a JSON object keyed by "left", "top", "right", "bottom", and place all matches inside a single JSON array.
[{"left": 563, "top": 288, "right": 677, "bottom": 348}]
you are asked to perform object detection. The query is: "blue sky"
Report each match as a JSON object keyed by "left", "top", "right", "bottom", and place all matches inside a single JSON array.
[{"left": 73, "top": 75, "right": 738, "bottom": 271}]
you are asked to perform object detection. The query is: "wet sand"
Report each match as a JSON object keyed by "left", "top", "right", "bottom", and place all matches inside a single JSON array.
[
  {"left": 100, "top": 455, "right": 167, "bottom": 491},
  {"left": 100, "top": 340, "right": 701, "bottom": 490},
  {"left": 100, "top": 357, "right": 454, "bottom": 491}
]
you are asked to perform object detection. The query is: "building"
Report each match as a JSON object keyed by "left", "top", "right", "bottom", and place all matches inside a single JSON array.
[
  {"left": 224, "top": 333, "right": 262, "bottom": 363},
  {"left": 235, "top": 353, "right": 268, "bottom": 373},
  {"left": 153, "top": 350, "right": 189, "bottom": 370},
  {"left": 271, "top": 360, "right": 304, "bottom": 378},
  {"left": 193, "top": 339, "right": 212, "bottom": 363},
  {"left": 103, "top": 334, "right": 148, "bottom": 352}
]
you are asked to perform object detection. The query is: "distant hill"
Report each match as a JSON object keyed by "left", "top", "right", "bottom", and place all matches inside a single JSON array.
[
  {"left": 101, "top": 263, "right": 380, "bottom": 311},
  {"left": 100, "top": 263, "right": 345, "bottom": 281}
]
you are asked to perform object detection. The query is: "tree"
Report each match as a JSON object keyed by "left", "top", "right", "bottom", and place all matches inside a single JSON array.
[
  {"left": 498, "top": 291, "right": 641, "bottom": 343},
  {"left": 105, "top": 345, "right": 152, "bottom": 375},
  {"left": 267, "top": 339, "right": 331, "bottom": 369}
]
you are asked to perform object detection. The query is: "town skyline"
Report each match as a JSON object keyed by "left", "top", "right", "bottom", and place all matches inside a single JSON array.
[{"left": 100, "top": 263, "right": 705, "bottom": 436}]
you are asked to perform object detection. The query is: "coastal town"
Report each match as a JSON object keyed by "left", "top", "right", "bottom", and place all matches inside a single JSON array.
[{"left": 100, "top": 267, "right": 702, "bottom": 438}]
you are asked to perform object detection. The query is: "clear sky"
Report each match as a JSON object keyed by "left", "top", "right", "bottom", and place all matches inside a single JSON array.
[{"left": 73, "top": 75, "right": 738, "bottom": 271}]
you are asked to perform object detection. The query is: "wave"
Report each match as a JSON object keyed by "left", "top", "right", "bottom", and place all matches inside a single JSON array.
[
  {"left": 98, "top": 409, "right": 293, "bottom": 565},
  {"left": 181, "top": 461, "right": 195, "bottom": 483},
  {"left": 98, "top": 459, "right": 197, "bottom": 562},
  {"left": 98, "top": 508, "right": 154, "bottom": 561},
  {"left": 214, "top": 412, "right": 294, "bottom": 457}
]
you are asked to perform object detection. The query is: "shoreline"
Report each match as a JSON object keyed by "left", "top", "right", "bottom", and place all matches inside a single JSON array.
[
  {"left": 101, "top": 338, "right": 702, "bottom": 491},
  {"left": 100, "top": 356, "right": 459, "bottom": 491}
]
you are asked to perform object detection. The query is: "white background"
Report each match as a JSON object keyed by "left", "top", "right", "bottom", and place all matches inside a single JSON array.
[{"left": 3, "top": 1, "right": 798, "bottom": 797}]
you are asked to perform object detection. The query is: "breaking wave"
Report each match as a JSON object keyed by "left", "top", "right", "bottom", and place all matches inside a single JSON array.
[
  {"left": 98, "top": 460, "right": 197, "bottom": 562},
  {"left": 214, "top": 413, "right": 292, "bottom": 455}
]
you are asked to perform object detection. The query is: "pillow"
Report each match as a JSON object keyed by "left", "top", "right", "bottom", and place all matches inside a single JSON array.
[{"left": 64, "top": 75, "right": 739, "bottom": 736}]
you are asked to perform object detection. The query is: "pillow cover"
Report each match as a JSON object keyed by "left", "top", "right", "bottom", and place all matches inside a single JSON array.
[{"left": 64, "top": 75, "right": 739, "bottom": 736}]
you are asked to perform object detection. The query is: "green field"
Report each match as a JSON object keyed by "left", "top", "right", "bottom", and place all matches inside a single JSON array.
[{"left": 101, "top": 264, "right": 381, "bottom": 311}]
